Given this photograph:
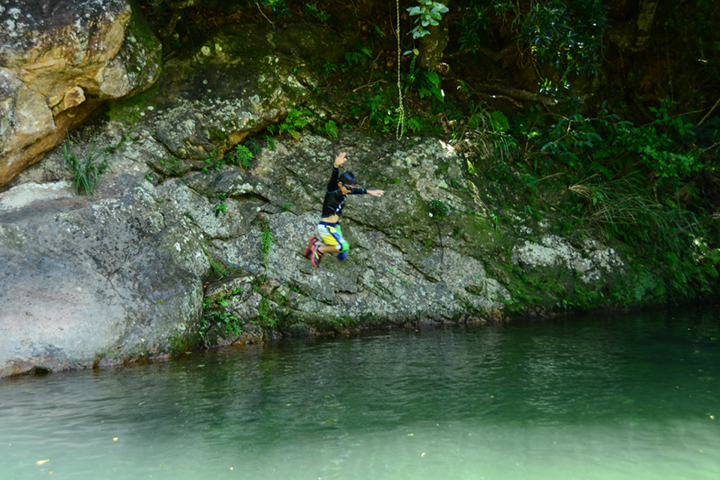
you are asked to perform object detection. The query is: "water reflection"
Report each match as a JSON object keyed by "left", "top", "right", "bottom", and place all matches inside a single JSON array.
[{"left": 1, "top": 308, "right": 719, "bottom": 479}]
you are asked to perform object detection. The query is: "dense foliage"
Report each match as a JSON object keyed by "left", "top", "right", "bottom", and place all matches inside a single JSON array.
[{"left": 134, "top": 0, "right": 720, "bottom": 304}]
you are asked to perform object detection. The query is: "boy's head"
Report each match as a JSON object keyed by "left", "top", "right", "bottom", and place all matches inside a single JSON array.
[{"left": 338, "top": 171, "right": 356, "bottom": 193}]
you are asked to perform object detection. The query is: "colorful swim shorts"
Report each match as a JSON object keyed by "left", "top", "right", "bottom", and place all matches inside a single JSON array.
[{"left": 317, "top": 222, "right": 349, "bottom": 260}]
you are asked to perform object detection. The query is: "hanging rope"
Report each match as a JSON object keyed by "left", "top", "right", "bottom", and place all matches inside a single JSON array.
[
  {"left": 395, "top": 0, "right": 405, "bottom": 139},
  {"left": 182, "top": 9, "right": 201, "bottom": 71}
]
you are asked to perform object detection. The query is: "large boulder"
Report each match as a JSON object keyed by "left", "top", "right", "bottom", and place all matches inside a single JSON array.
[
  {"left": 0, "top": 169, "right": 210, "bottom": 377},
  {"left": 0, "top": 0, "right": 161, "bottom": 188},
  {"left": 0, "top": 127, "right": 511, "bottom": 376}
]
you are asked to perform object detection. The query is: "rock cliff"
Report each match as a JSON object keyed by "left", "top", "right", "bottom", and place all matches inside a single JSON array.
[{"left": 0, "top": 20, "right": 629, "bottom": 377}]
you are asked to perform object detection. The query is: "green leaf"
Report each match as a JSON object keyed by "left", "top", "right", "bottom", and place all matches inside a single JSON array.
[
  {"left": 426, "top": 70, "right": 441, "bottom": 87},
  {"left": 488, "top": 111, "right": 509, "bottom": 132}
]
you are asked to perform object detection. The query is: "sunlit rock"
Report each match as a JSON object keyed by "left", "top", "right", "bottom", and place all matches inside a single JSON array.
[{"left": 0, "top": 0, "right": 161, "bottom": 188}]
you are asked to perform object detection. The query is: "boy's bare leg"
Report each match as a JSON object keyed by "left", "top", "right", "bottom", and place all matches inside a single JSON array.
[{"left": 318, "top": 245, "right": 341, "bottom": 254}]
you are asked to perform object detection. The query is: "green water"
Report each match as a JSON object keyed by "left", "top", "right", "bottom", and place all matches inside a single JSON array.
[{"left": 1, "top": 308, "right": 719, "bottom": 480}]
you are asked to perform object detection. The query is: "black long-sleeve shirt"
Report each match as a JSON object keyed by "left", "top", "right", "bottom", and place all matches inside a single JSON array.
[{"left": 321, "top": 167, "right": 366, "bottom": 218}]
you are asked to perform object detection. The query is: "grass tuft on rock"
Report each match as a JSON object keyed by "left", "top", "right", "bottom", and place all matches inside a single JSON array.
[{"left": 62, "top": 135, "right": 109, "bottom": 196}]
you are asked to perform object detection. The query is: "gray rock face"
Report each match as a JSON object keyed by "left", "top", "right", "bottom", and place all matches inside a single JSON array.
[
  {"left": 0, "top": 0, "right": 161, "bottom": 187},
  {"left": 512, "top": 235, "right": 625, "bottom": 283},
  {"left": 200, "top": 134, "right": 511, "bottom": 324},
  {"left": 0, "top": 173, "right": 210, "bottom": 377},
  {"left": 0, "top": 118, "right": 635, "bottom": 376},
  {"left": 0, "top": 127, "right": 523, "bottom": 376}
]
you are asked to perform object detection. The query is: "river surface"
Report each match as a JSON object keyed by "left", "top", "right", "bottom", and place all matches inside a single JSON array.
[{"left": 1, "top": 307, "right": 719, "bottom": 480}]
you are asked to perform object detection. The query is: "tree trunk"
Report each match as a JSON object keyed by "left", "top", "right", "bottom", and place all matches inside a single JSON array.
[
  {"left": 418, "top": 1, "right": 450, "bottom": 72},
  {"left": 634, "top": 0, "right": 659, "bottom": 51},
  {"left": 606, "top": 0, "right": 659, "bottom": 53}
]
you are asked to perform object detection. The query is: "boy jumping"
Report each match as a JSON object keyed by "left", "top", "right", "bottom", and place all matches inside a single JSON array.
[{"left": 304, "top": 152, "right": 384, "bottom": 268}]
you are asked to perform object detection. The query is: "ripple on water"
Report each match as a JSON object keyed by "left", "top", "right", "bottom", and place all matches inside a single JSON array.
[{"left": 1, "top": 308, "right": 719, "bottom": 480}]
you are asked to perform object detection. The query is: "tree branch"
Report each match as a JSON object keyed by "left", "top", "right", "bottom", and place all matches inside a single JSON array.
[
  {"left": 696, "top": 96, "right": 720, "bottom": 127},
  {"left": 472, "top": 82, "right": 558, "bottom": 106}
]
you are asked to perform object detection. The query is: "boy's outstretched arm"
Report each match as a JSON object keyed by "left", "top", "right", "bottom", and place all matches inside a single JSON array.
[
  {"left": 327, "top": 152, "right": 347, "bottom": 192},
  {"left": 366, "top": 189, "right": 384, "bottom": 197}
]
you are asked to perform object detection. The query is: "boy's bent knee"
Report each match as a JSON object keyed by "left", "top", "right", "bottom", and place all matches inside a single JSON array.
[{"left": 339, "top": 241, "right": 350, "bottom": 253}]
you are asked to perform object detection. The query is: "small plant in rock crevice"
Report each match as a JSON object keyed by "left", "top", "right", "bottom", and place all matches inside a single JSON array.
[
  {"left": 199, "top": 298, "right": 244, "bottom": 341},
  {"left": 265, "top": 135, "right": 276, "bottom": 150},
  {"left": 428, "top": 199, "right": 450, "bottom": 220},
  {"left": 232, "top": 144, "right": 254, "bottom": 168},
  {"left": 276, "top": 107, "right": 311, "bottom": 140},
  {"left": 208, "top": 256, "right": 228, "bottom": 278},
  {"left": 257, "top": 298, "right": 278, "bottom": 329},
  {"left": 202, "top": 151, "right": 225, "bottom": 173},
  {"left": 265, "top": 107, "right": 339, "bottom": 140},
  {"left": 214, "top": 192, "right": 228, "bottom": 217},
  {"left": 62, "top": 135, "right": 110, "bottom": 196},
  {"left": 223, "top": 139, "right": 263, "bottom": 168},
  {"left": 261, "top": 220, "right": 273, "bottom": 264}
]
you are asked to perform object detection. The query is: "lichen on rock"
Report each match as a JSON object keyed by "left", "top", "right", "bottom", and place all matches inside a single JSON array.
[{"left": 512, "top": 235, "right": 625, "bottom": 284}]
